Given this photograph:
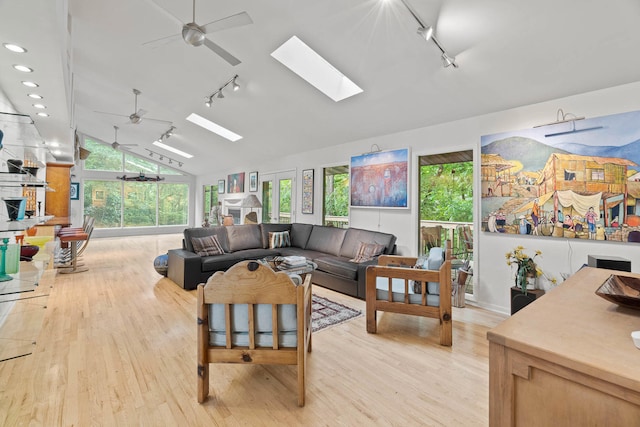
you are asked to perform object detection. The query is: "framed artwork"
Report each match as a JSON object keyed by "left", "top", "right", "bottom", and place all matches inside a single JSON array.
[
  {"left": 218, "top": 179, "right": 225, "bottom": 194},
  {"left": 249, "top": 171, "right": 258, "bottom": 192},
  {"left": 350, "top": 148, "right": 409, "bottom": 208},
  {"left": 227, "top": 172, "right": 245, "bottom": 193},
  {"left": 70, "top": 182, "right": 80, "bottom": 200},
  {"left": 302, "top": 169, "right": 314, "bottom": 214},
  {"left": 481, "top": 109, "right": 640, "bottom": 243}
]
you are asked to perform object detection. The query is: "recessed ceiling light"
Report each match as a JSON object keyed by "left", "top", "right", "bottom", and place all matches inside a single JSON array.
[
  {"left": 28, "top": 93, "right": 43, "bottom": 99},
  {"left": 22, "top": 81, "right": 38, "bottom": 88},
  {"left": 3, "top": 43, "right": 26, "bottom": 53},
  {"left": 33, "top": 104, "right": 46, "bottom": 109},
  {"left": 13, "top": 64, "right": 33, "bottom": 73},
  {"left": 271, "top": 36, "right": 363, "bottom": 102},
  {"left": 186, "top": 113, "right": 242, "bottom": 142},
  {"left": 152, "top": 140, "right": 194, "bottom": 158},
  {"left": 36, "top": 112, "right": 49, "bottom": 117}
]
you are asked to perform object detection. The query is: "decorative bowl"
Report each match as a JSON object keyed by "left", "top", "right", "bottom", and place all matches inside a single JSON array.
[
  {"left": 24, "top": 210, "right": 35, "bottom": 218},
  {"left": 23, "top": 166, "right": 39, "bottom": 176},
  {"left": 20, "top": 244, "right": 39, "bottom": 261},
  {"left": 7, "top": 159, "right": 23, "bottom": 173},
  {"left": 595, "top": 274, "right": 640, "bottom": 310}
]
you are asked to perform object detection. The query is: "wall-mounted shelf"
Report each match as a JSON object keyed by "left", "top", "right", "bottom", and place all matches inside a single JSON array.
[{"left": 0, "top": 215, "right": 53, "bottom": 232}]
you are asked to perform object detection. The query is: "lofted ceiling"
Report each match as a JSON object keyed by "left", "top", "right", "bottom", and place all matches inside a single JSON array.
[{"left": 1, "top": 0, "right": 640, "bottom": 175}]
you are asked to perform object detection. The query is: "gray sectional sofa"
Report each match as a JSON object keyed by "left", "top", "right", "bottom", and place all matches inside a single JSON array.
[{"left": 167, "top": 223, "right": 396, "bottom": 299}]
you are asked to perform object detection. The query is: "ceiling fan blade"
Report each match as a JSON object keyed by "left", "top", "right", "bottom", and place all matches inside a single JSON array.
[
  {"left": 201, "top": 11, "right": 253, "bottom": 34},
  {"left": 95, "top": 111, "right": 128, "bottom": 118},
  {"left": 144, "top": 117, "right": 173, "bottom": 125},
  {"left": 137, "top": 109, "right": 148, "bottom": 118},
  {"left": 142, "top": 33, "right": 182, "bottom": 48},
  {"left": 203, "top": 38, "right": 241, "bottom": 66},
  {"left": 148, "top": 0, "right": 185, "bottom": 26}
]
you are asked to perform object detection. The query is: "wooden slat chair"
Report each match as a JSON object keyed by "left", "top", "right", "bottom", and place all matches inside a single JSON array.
[
  {"left": 197, "top": 260, "right": 313, "bottom": 407},
  {"left": 365, "top": 241, "right": 452, "bottom": 346}
]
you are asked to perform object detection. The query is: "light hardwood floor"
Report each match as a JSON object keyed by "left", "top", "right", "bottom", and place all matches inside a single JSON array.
[{"left": 0, "top": 234, "right": 506, "bottom": 426}]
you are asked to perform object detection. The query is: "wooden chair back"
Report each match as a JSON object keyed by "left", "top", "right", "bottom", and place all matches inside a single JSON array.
[
  {"left": 197, "top": 260, "right": 312, "bottom": 406},
  {"left": 365, "top": 240, "right": 453, "bottom": 346}
]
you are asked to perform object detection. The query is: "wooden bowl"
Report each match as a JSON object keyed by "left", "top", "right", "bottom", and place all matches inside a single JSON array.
[
  {"left": 20, "top": 244, "right": 40, "bottom": 261},
  {"left": 595, "top": 275, "right": 640, "bottom": 310}
]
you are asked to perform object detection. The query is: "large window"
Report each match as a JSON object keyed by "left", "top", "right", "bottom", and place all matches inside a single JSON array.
[
  {"left": 323, "top": 165, "right": 349, "bottom": 227},
  {"left": 82, "top": 136, "right": 189, "bottom": 229}
]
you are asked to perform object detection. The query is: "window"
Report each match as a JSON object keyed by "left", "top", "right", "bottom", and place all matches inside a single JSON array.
[
  {"left": 81, "top": 134, "right": 189, "bottom": 230},
  {"left": 323, "top": 165, "right": 349, "bottom": 228},
  {"left": 591, "top": 169, "right": 605, "bottom": 181},
  {"left": 202, "top": 184, "right": 218, "bottom": 222}
]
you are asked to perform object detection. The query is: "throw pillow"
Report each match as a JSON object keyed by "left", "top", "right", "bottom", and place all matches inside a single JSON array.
[
  {"left": 191, "top": 235, "right": 225, "bottom": 256},
  {"left": 412, "top": 254, "right": 429, "bottom": 294},
  {"left": 269, "top": 231, "right": 291, "bottom": 249},
  {"left": 349, "top": 242, "right": 386, "bottom": 263}
]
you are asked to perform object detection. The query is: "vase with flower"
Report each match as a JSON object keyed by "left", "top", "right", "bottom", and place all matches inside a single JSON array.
[{"left": 506, "top": 246, "right": 543, "bottom": 294}]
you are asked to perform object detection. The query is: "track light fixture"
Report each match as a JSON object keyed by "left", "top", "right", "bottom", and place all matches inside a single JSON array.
[
  {"left": 398, "top": 0, "right": 458, "bottom": 68},
  {"left": 145, "top": 149, "right": 183, "bottom": 167},
  {"left": 156, "top": 125, "right": 176, "bottom": 142},
  {"left": 204, "top": 74, "right": 240, "bottom": 106}
]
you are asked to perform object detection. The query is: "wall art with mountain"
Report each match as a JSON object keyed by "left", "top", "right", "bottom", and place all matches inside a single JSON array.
[{"left": 480, "top": 109, "right": 640, "bottom": 244}]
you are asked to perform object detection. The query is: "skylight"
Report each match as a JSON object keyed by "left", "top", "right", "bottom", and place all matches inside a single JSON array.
[
  {"left": 186, "top": 113, "right": 242, "bottom": 142},
  {"left": 271, "top": 36, "right": 363, "bottom": 102},
  {"left": 152, "top": 140, "right": 193, "bottom": 158}
]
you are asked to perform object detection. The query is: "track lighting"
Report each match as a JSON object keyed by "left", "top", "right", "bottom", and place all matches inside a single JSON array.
[
  {"left": 204, "top": 74, "right": 240, "bottom": 105},
  {"left": 145, "top": 149, "right": 186, "bottom": 167},
  {"left": 398, "top": 0, "right": 458, "bottom": 68}
]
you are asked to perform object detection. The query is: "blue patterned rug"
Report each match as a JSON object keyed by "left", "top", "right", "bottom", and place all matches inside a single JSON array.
[{"left": 312, "top": 295, "right": 362, "bottom": 332}]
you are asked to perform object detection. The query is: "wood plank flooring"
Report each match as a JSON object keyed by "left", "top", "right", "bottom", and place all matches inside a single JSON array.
[{"left": 0, "top": 234, "right": 507, "bottom": 426}]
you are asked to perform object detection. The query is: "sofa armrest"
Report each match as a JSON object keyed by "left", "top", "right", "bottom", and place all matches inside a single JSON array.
[
  {"left": 356, "top": 258, "right": 381, "bottom": 299},
  {"left": 168, "top": 248, "right": 202, "bottom": 290}
]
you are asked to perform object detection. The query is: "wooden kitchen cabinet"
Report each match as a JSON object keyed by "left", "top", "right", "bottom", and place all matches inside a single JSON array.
[
  {"left": 45, "top": 163, "right": 72, "bottom": 219},
  {"left": 488, "top": 267, "right": 640, "bottom": 426}
]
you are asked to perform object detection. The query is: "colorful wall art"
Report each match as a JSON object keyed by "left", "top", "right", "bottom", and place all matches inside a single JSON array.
[
  {"left": 481, "top": 109, "right": 640, "bottom": 243},
  {"left": 350, "top": 148, "right": 408, "bottom": 208},
  {"left": 227, "top": 172, "right": 245, "bottom": 194}
]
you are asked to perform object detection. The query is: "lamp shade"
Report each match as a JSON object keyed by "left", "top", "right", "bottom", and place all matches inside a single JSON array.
[{"left": 241, "top": 194, "right": 262, "bottom": 208}]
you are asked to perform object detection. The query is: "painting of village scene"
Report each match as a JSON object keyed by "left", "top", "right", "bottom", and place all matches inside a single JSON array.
[
  {"left": 350, "top": 148, "right": 408, "bottom": 208},
  {"left": 481, "top": 110, "right": 640, "bottom": 243}
]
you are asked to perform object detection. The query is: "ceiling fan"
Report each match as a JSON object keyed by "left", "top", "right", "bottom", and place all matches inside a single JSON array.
[
  {"left": 111, "top": 125, "right": 137, "bottom": 150},
  {"left": 95, "top": 89, "right": 171, "bottom": 126},
  {"left": 144, "top": 0, "right": 253, "bottom": 66}
]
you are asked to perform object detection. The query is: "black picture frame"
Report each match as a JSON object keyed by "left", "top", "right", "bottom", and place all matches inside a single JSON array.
[
  {"left": 302, "top": 169, "right": 314, "bottom": 214},
  {"left": 218, "top": 179, "right": 225, "bottom": 194},
  {"left": 70, "top": 182, "right": 80, "bottom": 200},
  {"left": 249, "top": 171, "right": 258, "bottom": 192}
]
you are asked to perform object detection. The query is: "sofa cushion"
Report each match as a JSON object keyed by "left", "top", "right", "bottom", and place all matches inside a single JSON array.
[
  {"left": 269, "top": 231, "right": 291, "bottom": 248},
  {"left": 260, "top": 223, "right": 292, "bottom": 248},
  {"left": 184, "top": 226, "right": 229, "bottom": 253},
  {"left": 413, "top": 247, "right": 445, "bottom": 294},
  {"left": 339, "top": 228, "right": 397, "bottom": 259},
  {"left": 349, "top": 242, "right": 386, "bottom": 263},
  {"left": 290, "top": 223, "right": 313, "bottom": 248},
  {"left": 226, "top": 224, "right": 263, "bottom": 252},
  {"left": 305, "top": 226, "right": 347, "bottom": 256},
  {"left": 313, "top": 255, "right": 358, "bottom": 281},
  {"left": 191, "top": 235, "right": 225, "bottom": 256}
]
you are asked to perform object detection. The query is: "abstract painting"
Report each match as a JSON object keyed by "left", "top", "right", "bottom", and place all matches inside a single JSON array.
[{"left": 350, "top": 148, "right": 408, "bottom": 208}]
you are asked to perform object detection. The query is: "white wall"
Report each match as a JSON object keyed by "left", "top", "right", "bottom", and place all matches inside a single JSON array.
[{"left": 198, "top": 80, "right": 640, "bottom": 314}]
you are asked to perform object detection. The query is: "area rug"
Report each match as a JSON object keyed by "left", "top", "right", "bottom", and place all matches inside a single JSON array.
[{"left": 312, "top": 295, "right": 362, "bottom": 333}]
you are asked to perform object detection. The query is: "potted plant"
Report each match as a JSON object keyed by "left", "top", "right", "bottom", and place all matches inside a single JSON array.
[{"left": 506, "top": 245, "right": 544, "bottom": 294}]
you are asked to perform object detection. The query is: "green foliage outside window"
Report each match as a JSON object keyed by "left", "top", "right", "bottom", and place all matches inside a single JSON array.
[
  {"left": 324, "top": 173, "right": 349, "bottom": 217},
  {"left": 419, "top": 162, "right": 473, "bottom": 222},
  {"left": 83, "top": 138, "right": 124, "bottom": 172},
  {"left": 279, "top": 179, "right": 291, "bottom": 219},
  {"left": 124, "top": 182, "right": 156, "bottom": 227},
  {"left": 84, "top": 180, "right": 122, "bottom": 227}
]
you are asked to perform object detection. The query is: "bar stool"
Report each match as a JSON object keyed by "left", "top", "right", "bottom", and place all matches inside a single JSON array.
[{"left": 57, "top": 232, "right": 89, "bottom": 274}]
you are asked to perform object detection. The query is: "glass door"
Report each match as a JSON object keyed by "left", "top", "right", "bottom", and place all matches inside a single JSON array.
[{"left": 261, "top": 170, "right": 296, "bottom": 224}]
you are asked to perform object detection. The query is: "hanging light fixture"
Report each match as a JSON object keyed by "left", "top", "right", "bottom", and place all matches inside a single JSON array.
[
  {"left": 205, "top": 96, "right": 213, "bottom": 108},
  {"left": 232, "top": 76, "right": 240, "bottom": 91}
]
